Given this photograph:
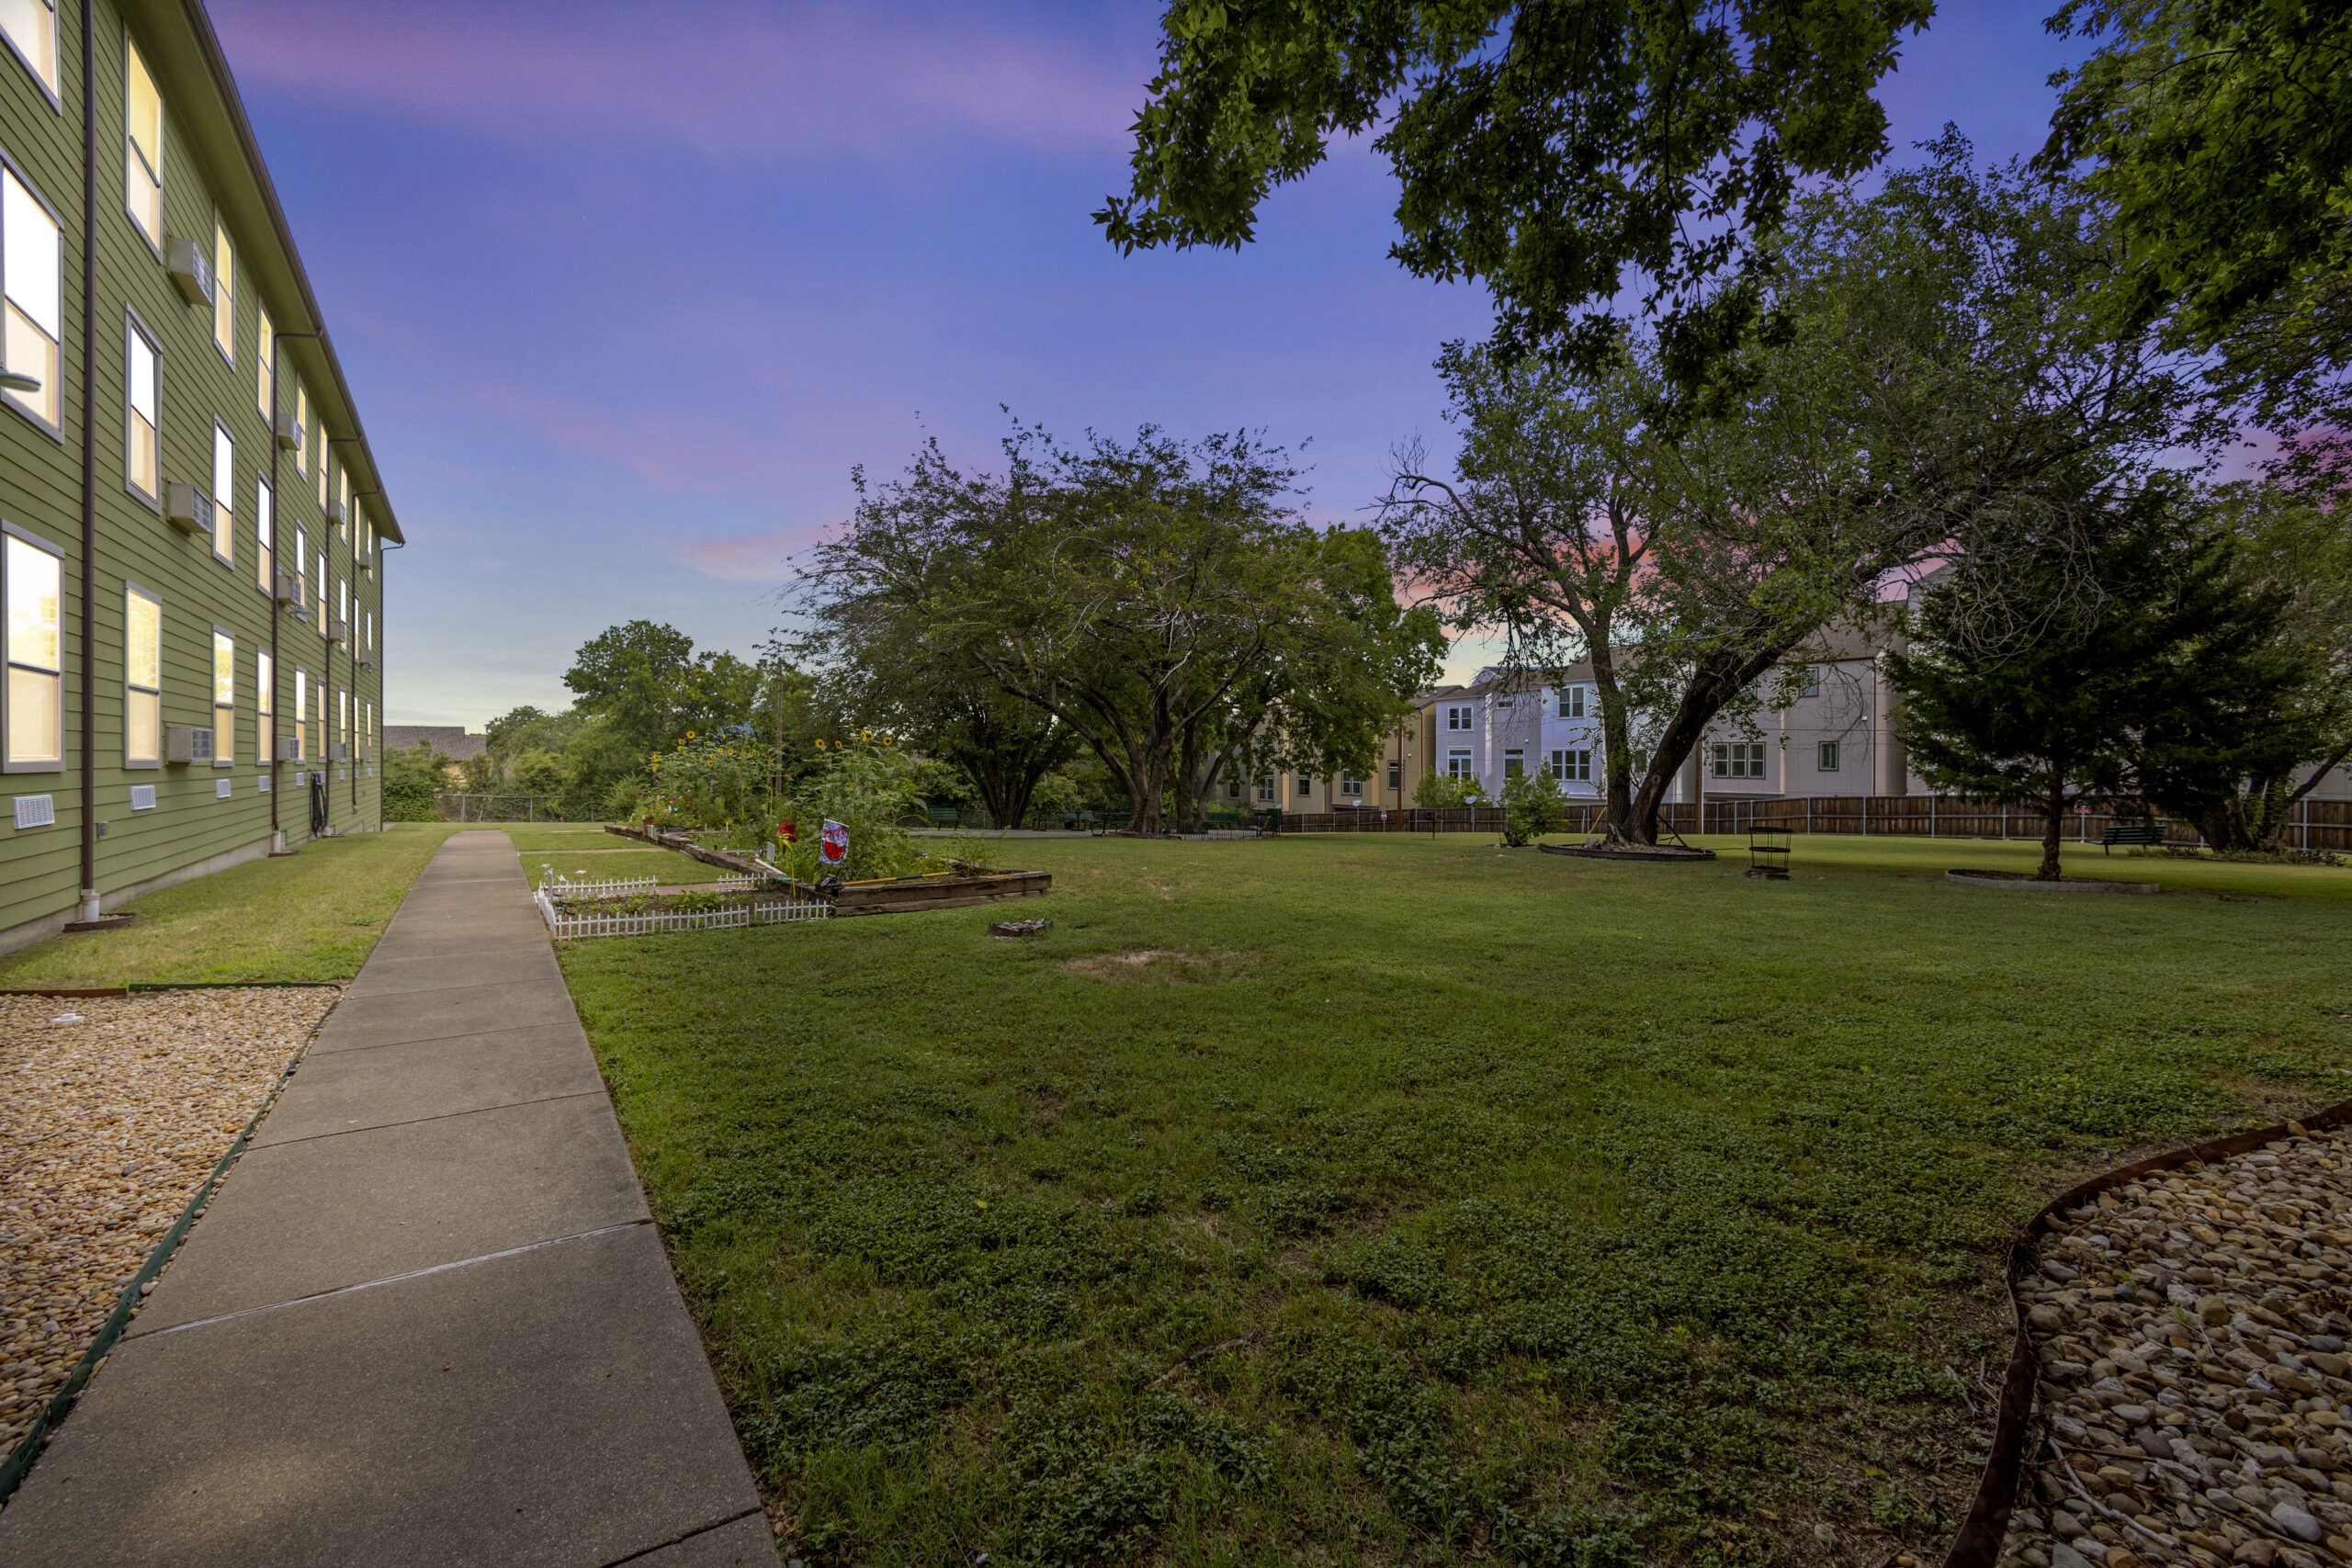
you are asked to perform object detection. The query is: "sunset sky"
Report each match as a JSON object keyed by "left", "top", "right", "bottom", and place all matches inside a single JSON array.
[{"left": 208, "top": 1, "right": 2089, "bottom": 728}]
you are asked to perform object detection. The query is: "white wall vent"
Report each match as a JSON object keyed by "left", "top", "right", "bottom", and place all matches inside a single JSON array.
[
  {"left": 130, "top": 784, "right": 157, "bottom": 811},
  {"left": 258, "top": 774, "right": 271, "bottom": 793},
  {"left": 12, "top": 794, "right": 54, "bottom": 829},
  {"left": 216, "top": 778, "right": 232, "bottom": 798}
]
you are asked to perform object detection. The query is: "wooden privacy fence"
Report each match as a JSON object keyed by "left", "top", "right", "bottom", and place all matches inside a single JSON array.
[{"left": 1271, "top": 795, "right": 2352, "bottom": 850}]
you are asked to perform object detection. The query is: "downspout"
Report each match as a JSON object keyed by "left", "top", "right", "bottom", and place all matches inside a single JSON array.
[
  {"left": 380, "top": 531, "right": 401, "bottom": 832},
  {"left": 74, "top": 0, "right": 96, "bottom": 922}
]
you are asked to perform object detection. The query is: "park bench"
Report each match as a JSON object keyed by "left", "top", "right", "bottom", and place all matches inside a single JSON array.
[
  {"left": 2100, "top": 821, "right": 2167, "bottom": 853},
  {"left": 926, "top": 806, "right": 961, "bottom": 828},
  {"left": 1060, "top": 809, "right": 1100, "bottom": 834}
]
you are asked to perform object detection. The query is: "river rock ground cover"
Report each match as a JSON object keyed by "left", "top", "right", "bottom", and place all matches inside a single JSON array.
[
  {"left": 0, "top": 988, "right": 332, "bottom": 1454},
  {"left": 555, "top": 833, "right": 2352, "bottom": 1567},
  {"left": 2008, "top": 1129, "right": 2352, "bottom": 1568}
]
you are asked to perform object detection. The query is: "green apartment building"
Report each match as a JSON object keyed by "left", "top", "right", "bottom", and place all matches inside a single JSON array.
[{"left": 0, "top": 0, "right": 399, "bottom": 953}]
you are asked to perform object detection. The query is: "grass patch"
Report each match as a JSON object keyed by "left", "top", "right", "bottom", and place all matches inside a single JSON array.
[
  {"left": 559, "top": 833, "right": 2352, "bottom": 1566},
  {"left": 0, "top": 822, "right": 469, "bottom": 986}
]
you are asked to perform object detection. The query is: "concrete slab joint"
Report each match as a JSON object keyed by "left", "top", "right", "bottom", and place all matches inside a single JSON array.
[{"left": 0, "top": 830, "right": 765, "bottom": 1566}]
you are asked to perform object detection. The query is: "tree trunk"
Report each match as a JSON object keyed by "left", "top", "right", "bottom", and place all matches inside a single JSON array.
[{"left": 2037, "top": 780, "right": 2064, "bottom": 881}]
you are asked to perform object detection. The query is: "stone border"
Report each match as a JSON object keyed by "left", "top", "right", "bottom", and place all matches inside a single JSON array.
[
  {"left": 1538, "top": 842, "right": 1719, "bottom": 863},
  {"left": 1947, "top": 871, "right": 2161, "bottom": 896},
  {"left": 1939, "top": 1098, "right": 2352, "bottom": 1568}
]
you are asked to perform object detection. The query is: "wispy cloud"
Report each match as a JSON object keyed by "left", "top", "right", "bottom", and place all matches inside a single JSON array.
[
  {"left": 680, "top": 527, "right": 825, "bottom": 583},
  {"left": 209, "top": 0, "right": 1149, "bottom": 165}
]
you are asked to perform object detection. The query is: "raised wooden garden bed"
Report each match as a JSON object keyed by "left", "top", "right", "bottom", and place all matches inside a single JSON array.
[{"left": 604, "top": 824, "right": 1051, "bottom": 917}]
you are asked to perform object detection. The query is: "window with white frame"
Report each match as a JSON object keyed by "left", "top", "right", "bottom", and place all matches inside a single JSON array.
[
  {"left": 0, "top": 0, "right": 57, "bottom": 96},
  {"left": 212, "top": 628, "right": 232, "bottom": 764},
  {"left": 291, "top": 524, "right": 307, "bottom": 616},
  {"left": 316, "top": 441, "right": 327, "bottom": 508},
  {"left": 337, "top": 575, "right": 346, "bottom": 631},
  {"left": 1340, "top": 772, "right": 1362, "bottom": 796},
  {"left": 3, "top": 165, "right": 61, "bottom": 429},
  {"left": 292, "top": 667, "right": 307, "bottom": 761},
  {"left": 338, "top": 688, "right": 347, "bottom": 753},
  {"left": 1295, "top": 773, "right": 1312, "bottom": 797},
  {"left": 294, "top": 380, "right": 308, "bottom": 475},
  {"left": 254, "top": 303, "right": 273, "bottom": 421},
  {"left": 5, "top": 528, "right": 62, "bottom": 769},
  {"left": 1445, "top": 749, "right": 1473, "bottom": 780},
  {"left": 1503, "top": 749, "right": 1524, "bottom": 778},
  {"left": 1816, "top": 740, "right": 1839, "bottom": 773},
  {"left": 210, "top": 423, "right": 234, "bottom": 564},
  {"left": 254, "top": 478, "right": 272, "bottom": 595},
  {"left": 255, "top": 645, "right": 272, "bottom": 728},
  {"left": 1800, "top": 666, "right": 1820, "bottom": 697},
  {"left": 1710, "top": 742, "right": 1765, "bottom": 779},
  {"left": 314, "top": 542, "right": 326, "bottom": 632},
  {"left": 124, "top": 316, "right": 158, "bottom": 500},
  {"left": 1255, "top": 774, "right": 1274, "bottom": 802},
  {"left": 1557, "top": 684, "right": 1587, "bottom": 719},
  {"left": 212, "top": 217, "right": 233, "bottom": 360},
  {"left": 1445, "top": 705, "right": 1471, "bottom": 730},
  {"left": 337, "top": 468, "right": 349, "bottom": 539},
  {"left": 123, "top": 39, "right": 163, "bottom": 247},
  {"left": 125, "top": 584, "right": 159, "bottom": 765},
  {"left": 1547, "top": 748, "right": 1591, "bottom": 784}
]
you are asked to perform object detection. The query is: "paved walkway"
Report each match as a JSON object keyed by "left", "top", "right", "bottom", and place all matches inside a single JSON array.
[{"left": 0, "top": 831, "right": 769, "bottom": 1565}]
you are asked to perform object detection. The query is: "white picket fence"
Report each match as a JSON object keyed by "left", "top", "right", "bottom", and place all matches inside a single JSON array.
[
  {"left": 534, "top": 868, "right": 755, "bottom": 898},
  {"left": 532, "top": 884, "right": 831, "bottom": 938}
]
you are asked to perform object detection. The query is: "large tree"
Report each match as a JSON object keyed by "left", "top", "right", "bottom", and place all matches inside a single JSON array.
[
  {"left": 1101, "top": 0, "right": 1932, "bottom": 399},
  {"left": 1890, "top": 492, "right": 2316, "bottom": 879},
  {"left": 801, "top": 427, "right": 1439, "bottom": 835},
  {"left": 563, "top": 620, "right": 767, "bottom": 761}
]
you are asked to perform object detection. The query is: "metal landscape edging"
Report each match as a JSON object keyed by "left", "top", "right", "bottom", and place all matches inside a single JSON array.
[
  {"left": 1937, "top": 1094, "right": 2352, "bottom": 1568},
  {"left": 0, "top": 992, "right": 341, "bottom": 1507}
]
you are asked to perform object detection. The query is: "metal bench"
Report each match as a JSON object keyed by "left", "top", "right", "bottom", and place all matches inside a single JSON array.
[
  {"left": 2100, "top": 821, "right": 2166, "bottom": 853},
  {"left": 926, "top": 806, "right": 961, "bottom": 828}
]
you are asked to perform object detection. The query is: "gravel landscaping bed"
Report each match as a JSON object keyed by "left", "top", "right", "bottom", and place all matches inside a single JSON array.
[
  {"left": 0, "top": 989, "right": 334, "bottom": 1455},
  {"left": 2004, "top": 1127, "right": 2352, "bottom": 1568}
]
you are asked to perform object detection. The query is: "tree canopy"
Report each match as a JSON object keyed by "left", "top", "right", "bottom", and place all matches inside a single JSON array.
[{"left": 1099, "top": 0, "right": 1931, "bottom": 396}]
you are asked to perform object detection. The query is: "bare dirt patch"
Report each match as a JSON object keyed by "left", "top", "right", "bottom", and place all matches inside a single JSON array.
[{"left": 1057, "top": 948, "right": 1248, "bottom": 985}]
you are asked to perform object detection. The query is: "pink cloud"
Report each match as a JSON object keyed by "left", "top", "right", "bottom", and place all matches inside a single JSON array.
[
  {"left": 208, "top": 1, "right": 1149, "bottom": 164},
  {"left": 680, "top": 527, "right": 827, "bottom": 582}
]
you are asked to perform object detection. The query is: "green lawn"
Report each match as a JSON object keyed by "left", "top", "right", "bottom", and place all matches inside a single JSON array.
[
  {"left": 558, "top": 834, "right": 2352, "bottom": 1567},
  {"left": 505, "top": 822, "right": 712, "bottom": 885},
  {"left": 0, "top": 822, "right": 468, "bottom": 987}
]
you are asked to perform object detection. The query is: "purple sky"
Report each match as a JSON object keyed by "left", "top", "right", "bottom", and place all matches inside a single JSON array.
[{"left": 209, "top": 1, "right": 2088, "bottom": 728}]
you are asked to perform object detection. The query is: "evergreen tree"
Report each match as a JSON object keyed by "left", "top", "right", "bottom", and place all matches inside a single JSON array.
[{"left": 1890, "top": 497, "right": 2313, "bottom": 879}]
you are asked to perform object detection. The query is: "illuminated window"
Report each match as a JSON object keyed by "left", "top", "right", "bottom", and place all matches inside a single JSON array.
[
  {"left": 316, "top": 442, "right": 327, "bottom": 507},
  {"left": 124, "top": 39, "right": 163, "bottom": 247},
  {"left": 210, "top": 423, "right": 234, "bottom": 565},
  {"left": 0, "top": 0, "right": 57, "bottom": 96},
  {"left": 124, "top": 318, "right": 158, "bottom": 500},
  {"left": 293, "top": 667, "right": 307, "bottom": 761},
  {"left": 212, "top": 628, "right": 233, "bottom": 764},
  {"left": 5, "top": 529, "right": 62, "bottom": 769},
  {"left": 256, "top": 646, "right": 272, "bottom": 720},
  {"left": 212, "top": 218, "right": 233, "bottom": 360},
  {"left": 294, "top": 380, "right": 308, "bottom": 475},
  {"left": 2, "top": 166, "right": 60, "bottom": 429},
  {"left": 254, "top": 478, "right": 273, "bottom": 595},
  {"left": 255, "top": 304, "right": 273, "bottom": 420},
  {"left": 337, "top": 468, "right": 349, "bottom": 538},
  {"left": 314, "top": 542, "right": 326, "bottom": 633},
  {"left": 125, "top": 585, "right": 160, "bottom": 765},
  {"left": 292, "top": 524, "right": 307, "bottom": 617}
]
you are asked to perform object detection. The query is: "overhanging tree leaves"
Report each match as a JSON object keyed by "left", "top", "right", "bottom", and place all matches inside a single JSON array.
[{"left": 1100, "top": 0, "right": 1932, "bottom": 397}]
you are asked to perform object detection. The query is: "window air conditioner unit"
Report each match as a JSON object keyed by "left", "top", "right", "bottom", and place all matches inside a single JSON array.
[
  {"left": 325, "top": 499, "right": 345, "bottom": 526},
  {"left": 325, "top": 618, "right": 349, "bottom": 645},
  {"left": 165, "top": 237, "right": 214, "bottom": 307},
  {"left": 355, "top": 649, "right": 375, "bottom": 671},
  {"left": 328, "top": 741, "right": 350, "bottom": 761},
  {"left": 164, "top": 482, "right": 215, "bottom": 538},
  {"left": 274, "top": 410, "right": 302, "bottom": 452},
  {"left": 275, "top": 736, "right": 301, "bottom": 761},
  {"left": 274, "top": 572, "right": 303, "bottom": 605},
  {"left": 165, "top": 725, "right": 215, "bottom": 764}
]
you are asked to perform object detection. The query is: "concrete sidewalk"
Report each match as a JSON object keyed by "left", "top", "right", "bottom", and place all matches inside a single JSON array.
[{"left": 0, "top": 831, "right": 770, "bottom": 1566}]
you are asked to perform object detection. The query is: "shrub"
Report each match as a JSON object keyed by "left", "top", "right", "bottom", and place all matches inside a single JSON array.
[
  {"left": 1412, "top": 773, "right": 1481, "bottom": 808},
  {"left": 382, "top": 740, "right": 446, "bottom": 822},
  {"left": 1501, "top": 768, "right": 1566, "bottom": 844}
]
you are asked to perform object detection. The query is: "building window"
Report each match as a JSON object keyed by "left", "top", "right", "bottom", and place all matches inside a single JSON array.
[
  {"left": 291, "top": 524, "right": 307, "bottom": 617},
  {"left": 314, "top": 544, "right": 326, "bottom": 632},
  {"left": 212, "top": 218, "right": 233, "bottom": 360},
  {"left": 293, "top": 667, "right": 307, "bottom": 761},
  {"left": 1255, "top": 774, "right": 1274, "bottom": 802},
  {"left": 1340, "top": 773, "right": 1362, "bottom": 796},
  {"left": 364, "top": 609, "right": 372, "bottom": 653},
  {"left": 1817, "top": 740, "right": 1839, "bottom": 773},
  {"left": 1800, "top": 666, "right": 1820, "bottom": 697},
  {"left": 1295, "top": 773, "right": 1312, "bottom": 797},
  {"left": 1548, "top": 748, "right": 1592, "bottom": 783},
  {"left": 125, "top": 317, "right": 158, "bottom": 501},
  {"left": 1710, "top": 742, "right": 1766, "bottom": 780},
  {"left": 212, "top": 629, "right": 233, "bottom": 764},
  {"left": 1224, "top": 773, "right": 1239, "bottom": 798},
  {"left": 294, "top": 380, "right": 308, "bottom": 475},
  {"left": 210, "top": 423, "right": 234, "bottom": 564},
  {"left": 336, "top": 468, "right": 350, "bottom": 539},
  {"left": 255, "top": 478, "right": 273, "bottom": 594},
  {"left": 1386, "top": 759, "right": 1400, "bottom": 790},
  {"left": 255, "top": 304, "right": 273, "bottom": 420},
  {"left": 1445, "top": 749, "right": 1473, "bottom": 780},
  {"left": 1446, "top": 705, "right": 1471, "bottom": 731},
  {"left": 125, "top": 584, "right": 160, "bottom": 765},
  {"left": 256, "top": 646, "right": 272, "bottom": 724},
  {"left": 1503, "top": 749, "right": 1524, "bottom": 778},
  {"left": 5, "top": 528, "right": 62, "bottom": 769},
  {"left": 0, "top": 0, "right": 57, "bottom": 96},
  {"left": 1557, "top": 684, "right": 1588, "bottom": 719},
  {"left": 336, "top": 575, "right": 347, "bottom": 631},
  {"left": 2, "top": 165, "right": 61, "bottom": 429},
  {"left": 316, "top": 442, "right": 328, "bottom": 508},
  {"left": 123, "top": 38, "right": 163, "bottom": 248}
]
